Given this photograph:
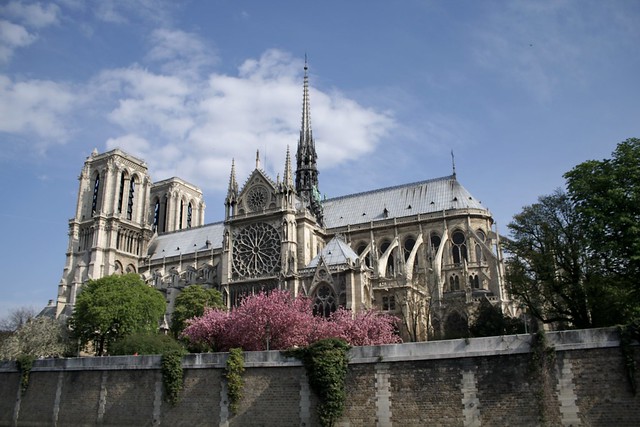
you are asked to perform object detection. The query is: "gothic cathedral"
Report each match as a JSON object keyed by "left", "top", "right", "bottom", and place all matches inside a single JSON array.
[{"left": 54, "top": 63, "right": 511, "bottom": 341}]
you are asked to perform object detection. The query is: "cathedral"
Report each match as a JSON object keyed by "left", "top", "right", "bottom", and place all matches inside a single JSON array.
[{"left": 54, "top": 63, "right": 511, "bottom": 341}]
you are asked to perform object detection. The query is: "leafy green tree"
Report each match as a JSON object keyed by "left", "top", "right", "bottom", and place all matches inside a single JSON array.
[
  {"left": 170, "top": 285, "right": 224, "bottom": 337},
  {"left": 470, "top": 298, "right": 507, "bottom": 337},
  {"left": 0, "top": 317, "right": 70, "bottom": 360},
  {"left": 505, "top": 190, "right": 597, "bottom": 328},
  {"left": 564, "top": 138, "right": 640, "bottom": 323},
  {"left": 68, "top": 274, "right": 166, "bottom": 355}
]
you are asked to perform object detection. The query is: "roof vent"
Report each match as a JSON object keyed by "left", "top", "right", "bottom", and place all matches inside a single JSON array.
[
  {"left": 453, "top": 197, "right": 458, "bottom": 202},
  {"left": 407, "top": 204, "right": 412, "bottom": 209}
]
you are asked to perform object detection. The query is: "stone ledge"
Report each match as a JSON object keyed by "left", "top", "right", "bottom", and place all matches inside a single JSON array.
[{"left": 0, "top": 327, "right": 623, "bottom": 373}]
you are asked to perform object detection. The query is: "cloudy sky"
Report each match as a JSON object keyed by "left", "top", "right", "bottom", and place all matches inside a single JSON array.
[{"left": 1, "top": 0, "right": 638, "bottom": 318}]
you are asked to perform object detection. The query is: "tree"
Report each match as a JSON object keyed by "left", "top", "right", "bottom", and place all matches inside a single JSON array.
[
  {"left": 505, "top": 190, "right": 596, "bottom": 328},
  {"left": 68, "top": 274, "right": 166, "bottom": 355},
  {"left": 0, "top": 317, "right": 70, "bottom": 360},
  {"left": 182, "top": 290, "right": 401, "bottom": 351},
  {"left": 564, "top": 138, "right": 640, "bottom": 323},
  {"left": 0, "top": 306, "right": 37, "bottom": 332},
  {"left": 470, "top": 298, "right": 505, "bottom": 337},
  {"left": 170, "top": 285, "right": 224, "bottom": 337}
]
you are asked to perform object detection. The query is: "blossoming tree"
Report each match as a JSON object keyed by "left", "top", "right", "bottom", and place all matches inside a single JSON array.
[{"left": 182, "top": 290, "right": 401, "bottom": 351}]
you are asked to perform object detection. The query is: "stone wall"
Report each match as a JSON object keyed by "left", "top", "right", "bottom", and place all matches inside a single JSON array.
[{"left": 0, "top": 328, "right": 638, "bottom": 426}]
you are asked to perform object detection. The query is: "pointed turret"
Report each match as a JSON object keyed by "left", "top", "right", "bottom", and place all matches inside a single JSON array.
[
  {"left": 295, "top": 58, "right": 323, "bottom": 225},
  {"left": 284, "top": 145, "right": 293, "bottom": 189},
  {"left": 225, "top": 159, "right": 238, "bottom": 218}
]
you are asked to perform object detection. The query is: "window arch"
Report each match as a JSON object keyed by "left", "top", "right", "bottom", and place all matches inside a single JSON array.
[
  {"left": 356, "top": 241, "right": 371, "bottom": 268},
  {"left": 187, "top": 202, "right": 193, "bottom": 228},
  {"left": 179, "top": 199, "right": 184, "bottom": 230},
  {"left": 470, "top": 274, "right": 480, "bottom": 289},
  {"left": 117, "top": 172, "right": 127, "bottom": 214},
  {"left": 91, "top": 173, "right": 100, "bottom": 215},
  {"left": 403, "top": 236, "right": 416, "bottom": 261},
  {"left": 127, "top": 175, "right": 137, "bottom": 220},
  {"left": 379, "top": 239, "right": 396, "bottom": 276},
  {"left": 430, "top": 233, "right": 441, "bottom": 253},
  {"left": 451, "top": 230, "right": 467, "bottom": 264},
  {"left": 313, "top": 284, "right": 337, "bottom": 317},
  {"left": 152, "top": 198, "right": 160, "bottom": 232},
  {"left": 449, "top": 274, "right": 461, "bottom": 291}
]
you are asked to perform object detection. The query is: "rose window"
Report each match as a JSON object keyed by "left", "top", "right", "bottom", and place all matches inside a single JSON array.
[{"left": 232, "top": 222, "right": 281, "bottom": 278}]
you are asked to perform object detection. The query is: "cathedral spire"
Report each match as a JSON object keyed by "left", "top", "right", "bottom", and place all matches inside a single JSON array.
[
  {"left": 256, "top": 150, "right": 261, "bottom": 170},
  {"left": 295, "top": 57, "right": 323, "bottom": 225},
  {"left": 284, "top": 145, "right": 293, "bottom": 188},
  {"left": 227, "top": 159, "right": 238, "bottom": 196}
]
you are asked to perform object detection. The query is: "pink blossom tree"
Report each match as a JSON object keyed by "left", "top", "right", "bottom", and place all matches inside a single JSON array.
[{"left": 182, "top": 290, "right": 401, "bottom": 352}]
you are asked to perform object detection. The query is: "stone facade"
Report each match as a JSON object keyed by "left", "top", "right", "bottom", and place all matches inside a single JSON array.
[
  {"left": 1, "top": 328, "right": 638, "bottom": 426},
  {"left": 54, "top": 64, "right": 511, "bottom": 340}
]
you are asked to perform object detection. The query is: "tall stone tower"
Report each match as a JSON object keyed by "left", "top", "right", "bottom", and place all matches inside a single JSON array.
[
  {"left": 55, "top": 149, "right": 205, "bottom": 318},
  {"left": 55, "top": 149, "right": 153, "bottom": 317}
]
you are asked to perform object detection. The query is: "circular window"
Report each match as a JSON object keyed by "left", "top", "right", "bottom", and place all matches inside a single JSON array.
[
  {"left": 247, "top": 186, "right": 269, "bottom": 211},
  {"left": 452, "top": 231, "right": 466, "bottom": 245},
  {"left": 232, "top": 222, "right": 281, "bottom": 278}
]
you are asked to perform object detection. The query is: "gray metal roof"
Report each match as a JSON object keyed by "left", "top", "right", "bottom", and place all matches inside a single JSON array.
[
  {"left": 148, "top": 222, "right": 225, "bottom": 261},
  {"left": 306, "top": 236, "right": 359, "bottom": 268},
  {"left": 146, "top": 175, "right": 487, "bottom": 260},
  {"left": 322, "top": 175, "right": 487, "bottom": 228}
]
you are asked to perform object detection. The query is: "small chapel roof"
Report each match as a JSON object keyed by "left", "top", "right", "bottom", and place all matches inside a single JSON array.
[
  {"left": 306, "top": 236, "right": 359, "bottom": 269},
  {"left": 148, "top": 221, "right": 225, "bottom": 261},
  {"left": 322, "top": 175, "right": 487, "bottom": 228}
]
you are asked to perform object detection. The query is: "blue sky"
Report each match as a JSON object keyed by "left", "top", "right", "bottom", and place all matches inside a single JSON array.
[{"left": 1, "top": 0, "right": 639, "bottom": 319}]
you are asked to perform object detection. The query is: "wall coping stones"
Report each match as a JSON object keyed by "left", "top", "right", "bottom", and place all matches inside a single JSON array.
[{"left": 0, "top": 327, "right": 623, "bottom": 373}]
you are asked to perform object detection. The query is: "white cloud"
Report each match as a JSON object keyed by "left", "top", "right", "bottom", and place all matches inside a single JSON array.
[
  {"left": 146, "top": 28, "right": 217, "bottom": 78},
  {"left": 96, "top": 48, "right": 394, "bottom": 193},
  {"left": 2, "top": 1, "right": 60, "bottom": 28},
  {"left": 0, "top": 20, "right": 36, "bottom": 62},
  {"left": 0, "top": 75, "right": 76, "bottom": 143},
  {"left": 0, "top": 2, "right": 60, "bottom": 63}
]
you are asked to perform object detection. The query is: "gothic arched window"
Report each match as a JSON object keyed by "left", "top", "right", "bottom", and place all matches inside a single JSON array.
[
  {"left": 313, "top": 284, "right": 337, "bottom": 317},
  {"left": 127, "top": 176, "right": 136, "bottom": 220},
  {"left": 179, "top": 200, "right": 184, "bottom": 230},
  {"left": 451, "top": 231, "right": 467, "bottom": 264},
  {"left": 91, "top": 174, "right": 100, "bottom": 215},
  {"left": 187, "top": 202, "right": 193, "bottom": 228},
  {"left": 430, "top": 233, "right": 441, "bottom": 253},
  {"left": 403, "top": 236, "right": 416, "bottom": 261},
  {"left": 153, "top": 199, "right": 160, "bottom": 232},
  {"left": 118, "top": 172, "right": 126, "bottom": 214}
]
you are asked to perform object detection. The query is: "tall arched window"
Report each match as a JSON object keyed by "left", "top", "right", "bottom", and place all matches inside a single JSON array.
[
  {"left": 91, "top": 174, "right": 100, "bottom": 215},
  {"left": 430, "top": 233, "right": 441, "bottom": 253},
  {"left": 356, "top": 242, "right": 371, "bottom": 268},
  {"left": 117, "top": 172, "right": 126, "bottom": 214},
  {"left": 127, "top": 176, "right": 136, "bottom": 220},
  {"left": 187, "top": 202, "right": 193, "bottom": 228},
  {"left": 179, "top": 200, "right": 184, "bottom": 230},
  {"left": 313, "top": 284, "right": 337, "bottom": 317},
  {"left": 152, "top": 199, "right": 160, "bottom": 232},
  {"left": 403, "top": 236, "right": 416, "bottom": 261},
  {"left": 451, "top": 231, "right": 467, "bottom": 264}
]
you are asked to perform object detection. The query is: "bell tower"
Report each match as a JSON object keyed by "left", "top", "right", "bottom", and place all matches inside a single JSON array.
[{"left": 56, "top": 149, "right": 153, "bottom": 318}]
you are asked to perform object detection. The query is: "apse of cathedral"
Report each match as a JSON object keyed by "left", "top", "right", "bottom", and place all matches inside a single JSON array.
[{"left": 54, "top": 63, "right": 511, "bottom": 341}]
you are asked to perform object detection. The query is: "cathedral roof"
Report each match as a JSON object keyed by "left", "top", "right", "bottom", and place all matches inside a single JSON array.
[
  {"left": 306, "top": 236, "right": 359, "bottom": 269},
  {"left": 148, "top": 222, "right": 225, "bottom": 261},
  {"left": 322, "top": 175, "right": 487, "bottom": 228}
]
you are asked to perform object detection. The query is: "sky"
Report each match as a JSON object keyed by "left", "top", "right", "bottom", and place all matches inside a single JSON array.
[{"left": 0, "top": 0, "right": 639, "bottom": 319}]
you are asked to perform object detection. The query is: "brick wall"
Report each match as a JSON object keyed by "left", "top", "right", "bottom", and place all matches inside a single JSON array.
[{"left": 0, "top": 328, "right": 638, "bottom": 427}]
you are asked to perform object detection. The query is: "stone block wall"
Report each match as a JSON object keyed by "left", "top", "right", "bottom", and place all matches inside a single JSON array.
[{"left": 0, "top": 328, "right": 638, "bottom": 426}]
